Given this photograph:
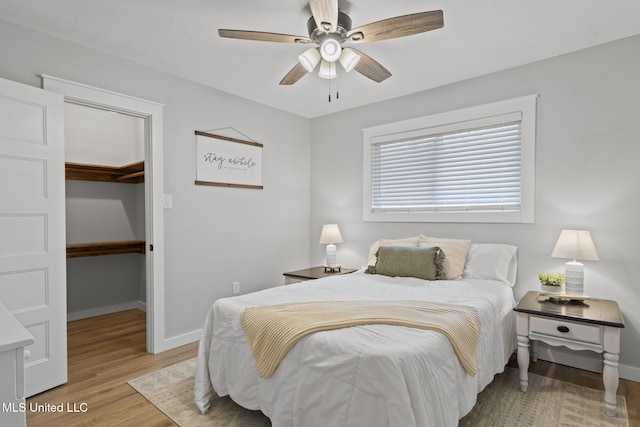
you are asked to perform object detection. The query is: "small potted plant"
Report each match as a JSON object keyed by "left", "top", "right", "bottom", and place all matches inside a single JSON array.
[{"left": 539, "top": 273, "right": 565, "bottom": 294}]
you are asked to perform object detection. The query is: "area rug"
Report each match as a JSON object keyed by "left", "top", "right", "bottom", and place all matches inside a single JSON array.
[
  {"left": 459, "top": 368, "right": 628, "bottom": 427},
  {"left": 128, "top": 358, "right": 628, "bottom": 427}
]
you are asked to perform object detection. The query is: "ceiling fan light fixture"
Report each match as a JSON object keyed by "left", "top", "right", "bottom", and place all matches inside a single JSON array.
[
  {"left": 339, "top": 48, "right": 360, "bottom": 72},
  {"left": 298, "top": 47, "right": 321, "bottom": 72},
  {"left": 318, "top": 60, "right": 337, "bottom": 79},
  {"left": 219, "top": 5, "right": 444, "bottom": 86},
  {"left": 319, "top": 37, "right": 342, "bottom": 62}
]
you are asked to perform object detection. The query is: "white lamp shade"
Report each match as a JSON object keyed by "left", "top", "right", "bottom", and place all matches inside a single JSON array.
[
  {"left": 319, "top": 224, "right": 343, "bottom": 244},
  {"left": 318, "top": 60, "right": 337, "bottom": 79},
  {"left": 551, "top": 229, "right": 599, "bottom": 261},
  {"left": 319, "top": 37, "right": 342, "bottom": 62},
  {"left": 298, "top": 47, "right": 321, "bottom": 72},
  {"left": 339, "top": 48, "right": 361, "bottom": 72}
]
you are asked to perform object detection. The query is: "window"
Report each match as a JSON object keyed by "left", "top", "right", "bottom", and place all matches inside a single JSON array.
[{"left": 363, "top": 95, "right": 537, "bottom": 223}]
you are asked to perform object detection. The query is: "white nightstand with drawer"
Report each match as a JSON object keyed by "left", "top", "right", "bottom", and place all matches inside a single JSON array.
[{"left": 514, "top": 291, "right": 624, "bottom": 417}]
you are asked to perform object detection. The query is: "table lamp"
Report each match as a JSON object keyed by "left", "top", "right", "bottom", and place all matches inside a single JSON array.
[
  {"left": 319, "top": 224, "right": 343, "bottom": 271},
  {"left": 551, "top": 229, "right": 599, "bottom": 295}
]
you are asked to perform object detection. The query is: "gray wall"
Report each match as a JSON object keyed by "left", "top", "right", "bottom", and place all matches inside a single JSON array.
[
  {"left": 310, "top": 35, "right": 640, "bottom": 378},
  {"left": 66, "top": 254, "right": 143, "bottom": 315},
  {"left": 65, "top": 180, "right": 145, "bottom": 316},
  {"left": 0, "top": 20, "right": 311, "bottom": 339}
]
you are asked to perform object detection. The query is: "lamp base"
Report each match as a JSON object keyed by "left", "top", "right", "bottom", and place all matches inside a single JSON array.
[
  {"left": 325, "top": 243, "right": 337, "bottom": 268},
  {"left": 564, "top": 260, "right": 584, "bottom": 295},
  {"left": 323, "top": 265, "right": 342, "bottom": 273}
]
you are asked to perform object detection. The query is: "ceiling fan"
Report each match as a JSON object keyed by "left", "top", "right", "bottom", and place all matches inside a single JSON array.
[{"left": 218, "top": 0, "right": 444, "bottom": 85}]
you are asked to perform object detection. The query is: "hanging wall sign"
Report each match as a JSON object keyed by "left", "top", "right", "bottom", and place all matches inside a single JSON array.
[{"left": 195, "top": 131, "right": 263, "bottom": 189}]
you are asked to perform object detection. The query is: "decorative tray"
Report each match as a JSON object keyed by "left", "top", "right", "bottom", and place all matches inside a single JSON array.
[{"left": 538, "top": 293, "right": 590, "bottom": 304}]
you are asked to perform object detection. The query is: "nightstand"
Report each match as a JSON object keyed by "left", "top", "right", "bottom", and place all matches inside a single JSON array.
[
  {"left": 283, "top": 266, "right": 357, "bottom": 285},
  {"left": 514, "top": 291, "right": 624, "bottom": 417}
]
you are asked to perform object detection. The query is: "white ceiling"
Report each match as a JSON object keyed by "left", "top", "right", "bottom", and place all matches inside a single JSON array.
[{"left": 2, "top": 0, "right": 640, "bottom": 118}]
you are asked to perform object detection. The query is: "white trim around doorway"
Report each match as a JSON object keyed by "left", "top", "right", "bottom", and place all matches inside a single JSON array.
[{"left": 41, "top": 74, "right": 166, "bottom": 354}]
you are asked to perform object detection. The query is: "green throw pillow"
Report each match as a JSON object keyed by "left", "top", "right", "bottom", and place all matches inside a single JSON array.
[{"left": 366, "top": 245, "right": 445, "bottom": 280}]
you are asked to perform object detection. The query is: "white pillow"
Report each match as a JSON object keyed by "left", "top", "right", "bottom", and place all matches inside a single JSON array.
[
  {"left": 419, "top": 236, "right": 471, "bottom": 280},
  {"left": 367, "top": 236, "right": 421, "bottom": 267},
  {"left": 463, "top": 243, "right": 518, "bottom": 286}
]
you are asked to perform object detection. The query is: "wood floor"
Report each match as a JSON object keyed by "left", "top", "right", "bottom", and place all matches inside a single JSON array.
[
  {"left": 26, "top": 309, "right": 640, "bottom": 426},
  {"left": 26, "top": 309, "right": 198, "bottom": 427}
]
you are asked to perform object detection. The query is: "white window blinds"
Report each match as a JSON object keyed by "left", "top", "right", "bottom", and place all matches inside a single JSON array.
[{"left": 370, "top": 114, "right": 522, "bottom": 214}]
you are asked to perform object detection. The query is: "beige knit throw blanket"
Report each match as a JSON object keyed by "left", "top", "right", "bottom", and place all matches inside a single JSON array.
[{"left": 241, "top": 300, "right": 480, "bottom": 378}]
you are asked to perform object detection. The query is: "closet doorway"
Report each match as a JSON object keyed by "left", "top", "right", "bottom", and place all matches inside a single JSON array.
[{"left": 42, "top": 75, "right": 166, "bottom": 354}]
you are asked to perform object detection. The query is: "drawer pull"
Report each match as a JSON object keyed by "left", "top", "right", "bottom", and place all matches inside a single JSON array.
[{"left": 557, "top": 325, "right": 570, "bottom": 333}]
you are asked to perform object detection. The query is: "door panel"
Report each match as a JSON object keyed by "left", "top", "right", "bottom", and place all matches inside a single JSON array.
[
  {"left": 0, "top": 214, "right": 47, "bottom": 255},
  {"left": 0, "top": 95, "right": 46, "bottom": 145},
  {"left": 0, "top": 77, "right": 67, "bottom": 397},
  {"left": 0, "top": 268, "right": 48, "bottom": 312},
  {"left": 0, "top": 156, "right": 47, "bottom": 198}
]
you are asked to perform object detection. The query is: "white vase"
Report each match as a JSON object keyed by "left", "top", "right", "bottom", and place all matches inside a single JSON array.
[{"left": 541, "top": 284, "right": 563, "bottom": 294}]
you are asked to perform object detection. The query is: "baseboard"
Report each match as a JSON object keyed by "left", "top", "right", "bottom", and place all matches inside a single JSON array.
[
  {"left": 620, "top": 364, "right": 640, "bottom": 382},
  {"left": 163, "top": 329, "right": 202, "bottom": 351},
  {"left": 67, "top": 300, "right": 146, "bottom": 321},
  {"left": 536, "top": 342, "right": 640, "bottom": 382}
]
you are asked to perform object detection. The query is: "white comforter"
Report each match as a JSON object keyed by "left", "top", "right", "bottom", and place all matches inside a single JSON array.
[{"left": 194, "top": 270, "right": 516, "bottom": 427}]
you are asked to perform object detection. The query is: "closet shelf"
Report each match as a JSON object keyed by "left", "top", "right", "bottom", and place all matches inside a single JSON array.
[
  {"left": 65, "top": 161, "right": 144, "bottom": 183},
  {"left": 66, "top": 240, "right": 146, "bottom": 258}
]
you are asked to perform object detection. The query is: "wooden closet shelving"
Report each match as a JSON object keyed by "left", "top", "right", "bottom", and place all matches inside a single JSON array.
[
  {"left": 66, "top": 240, "right": 146, "bottom": 258},
  {"left": 65, "top": 160, "right": 145, "bottom": 258},
  {"left": 65, "top": 160, "right": 144, "bottom": 184}
]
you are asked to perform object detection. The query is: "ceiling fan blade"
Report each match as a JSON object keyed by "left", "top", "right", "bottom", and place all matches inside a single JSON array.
[
  {"left": 309, "top": 0, "right": 339, "bottom": 33},
  {"left": 279, "top": 63, "right": 309, "bottom": 85},
  {"left": 218, "top": 29, "right": 311, "bottom": 44},
  {"left": 350, "top": 49, "right": 391, "bottom": 83},
  {"left": 347, "top": 10, "right": 443, "bottom": 43}
]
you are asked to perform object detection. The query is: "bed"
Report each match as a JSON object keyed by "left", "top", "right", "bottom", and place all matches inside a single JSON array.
[{"left": 194, "top": 239, "right": 518, "bottom": 427}]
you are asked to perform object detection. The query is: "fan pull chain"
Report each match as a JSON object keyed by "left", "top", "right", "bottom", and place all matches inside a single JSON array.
[{"left": 327, "top": 75, "right": 340, "bottom": 103}]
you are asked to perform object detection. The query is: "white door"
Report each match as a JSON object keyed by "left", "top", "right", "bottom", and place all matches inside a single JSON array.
[{"left": 0, "top": 77, "right": 67, "bottom": 396}]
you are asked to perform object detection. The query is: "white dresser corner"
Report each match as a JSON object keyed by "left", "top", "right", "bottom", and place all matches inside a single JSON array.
[{"left": 0, "top": 301, "right": 34, "bottom": 427}]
